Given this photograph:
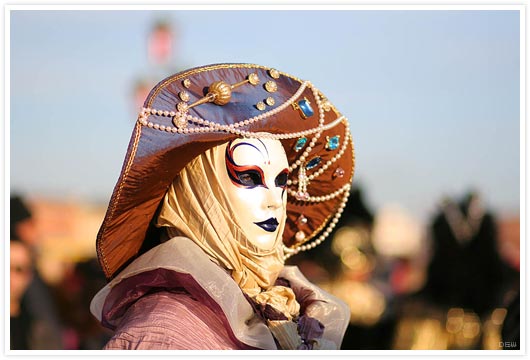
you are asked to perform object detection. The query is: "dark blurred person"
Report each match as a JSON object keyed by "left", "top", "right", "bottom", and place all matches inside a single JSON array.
[
  {"left": 54, "top": 258, "right": 112, "bottom": 349},
  {"left": 501, "top": 289, "right": 520, "bottom": 350},
  {"left": 10, "top": 196, "right": 63, "bottom": 349},
  {"left": 422, "top": 191, "right": 508, "bottom": 316},
  {"left": 393, "top": 191, "right": 519, "bottom": 350},
  {"left": 10, "top": 239, "right": 34, "bottom": 349}
]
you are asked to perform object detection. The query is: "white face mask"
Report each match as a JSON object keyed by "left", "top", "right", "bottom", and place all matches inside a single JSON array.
[{"left": 220, "top": 138, "right": 289, "bottom": 251}]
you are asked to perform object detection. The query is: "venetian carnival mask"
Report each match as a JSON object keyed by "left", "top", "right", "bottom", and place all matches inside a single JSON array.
[{"left": 218, "top": 137, "right": 289, "bottom": 250}]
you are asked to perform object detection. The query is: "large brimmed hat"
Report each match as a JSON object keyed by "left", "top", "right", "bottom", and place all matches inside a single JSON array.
[{"left": 97, "top": 63, "right": 355, "bottom": 279}]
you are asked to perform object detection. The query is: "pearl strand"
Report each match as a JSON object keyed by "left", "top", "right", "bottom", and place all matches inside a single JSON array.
[
  {"left": 287, "top": 182, "right": 350, "bottom": 203},
  {"left": 138, "top": 107, "right": 346, "bottom": 141},
  {"left": 283, "top": 183, "right": 351, "bottom": 260}
]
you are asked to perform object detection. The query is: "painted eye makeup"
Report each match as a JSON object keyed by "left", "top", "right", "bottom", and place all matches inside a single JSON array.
[
  {"left": 236, "top": 169, "right": 265, "bottom": 188},
  {"left": 226, "top": 141, "right": 268, "bottom": 189},
  {"left": 275, "top": 169, "right": 289, "bottom": 188}
]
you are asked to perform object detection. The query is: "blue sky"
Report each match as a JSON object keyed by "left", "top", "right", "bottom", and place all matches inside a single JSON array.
[{"left": 8, "top": 9, "right": 521, "bottom": 221}]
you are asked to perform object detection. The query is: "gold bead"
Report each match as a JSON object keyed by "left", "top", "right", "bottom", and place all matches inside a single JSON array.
[
  {"left": 173, "top": 115, "right": 187, "bottom": 129},
  {"left": 256, "top": 101, "right": 266, "bottom": 111},
  {"left": 248, "top": 73, "right": 260, "bottom": 85},
  {"left": 269, "top": 68, "right": 280, "bottom": 79},
  {"left": 208, "top": 81, "right": 232, "bottom": 105},
  {"left": 182, "top": 78, "right": 191, "bottom": 88},
  {"left": 264, "top": 80, "right": 277, "bottom": 93},
  {"left": 178, "top": 91, "right": 190, "bottom": 102},
  {"left": 176, "top": 102, "right": 188, "bottom": 113},
  {"left": 265, "top": 96, "right": 275, "bottom": 106}
]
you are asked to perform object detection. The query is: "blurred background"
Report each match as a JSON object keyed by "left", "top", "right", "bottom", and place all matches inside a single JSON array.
[{"left": 8, "top": 9, "right": 521, "bottom": 350}]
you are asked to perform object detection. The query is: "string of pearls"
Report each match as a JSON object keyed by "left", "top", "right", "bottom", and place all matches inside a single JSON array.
[
  {"left": 287, "top": 182, "right": 350, "bottom": 203},
  {"left": 138, "top": 110, "right": 345, "bottom": 140},
  {"left": 283, "top": 183, "right": 351, "bottom": 260}
]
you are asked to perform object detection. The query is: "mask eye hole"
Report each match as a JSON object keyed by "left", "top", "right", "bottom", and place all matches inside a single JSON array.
[
  {"left": 237, "top": 170, "right": 264, "bottom": 188},
  {"left": 275, "top": 169, "right": 289, "bottom": 188}
]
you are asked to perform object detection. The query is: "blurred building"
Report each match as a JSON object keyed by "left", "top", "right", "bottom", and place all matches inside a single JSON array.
[
  {"left": 16, "top": 196, "right": 112, "bottom": 349},
  {"left": 496, "top": 216, "right": 520, "bottom": 272},
  {"left": 26, "top": 196, "right": 106, "bottom": 286}
]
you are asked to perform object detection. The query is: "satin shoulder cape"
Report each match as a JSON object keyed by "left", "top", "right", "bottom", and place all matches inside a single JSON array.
[{"left": 90, "top": 237, "right": 350, "bottom": 350}]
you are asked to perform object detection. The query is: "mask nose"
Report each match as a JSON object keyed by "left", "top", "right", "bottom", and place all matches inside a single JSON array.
[{"left": 265, "top": 187, "right": 284, "bottom": 210}]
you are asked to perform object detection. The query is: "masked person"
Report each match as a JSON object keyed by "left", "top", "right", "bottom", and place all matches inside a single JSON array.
[{"left": 90, "top": 64, "right": 355, "bottom": 350}]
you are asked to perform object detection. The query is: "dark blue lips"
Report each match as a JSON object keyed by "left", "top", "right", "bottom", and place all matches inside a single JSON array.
[{"left": 254, "top": 217, "right": 279, "bottom": 232}]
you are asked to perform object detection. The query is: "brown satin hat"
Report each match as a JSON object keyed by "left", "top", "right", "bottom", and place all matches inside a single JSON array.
[{"left": 97, "top": 63, "right": 355, "bottom": 279}]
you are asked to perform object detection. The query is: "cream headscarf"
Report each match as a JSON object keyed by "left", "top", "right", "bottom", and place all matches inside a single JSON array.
[{"left": 156, "top": 142, "right": 299, "bottom": 319}]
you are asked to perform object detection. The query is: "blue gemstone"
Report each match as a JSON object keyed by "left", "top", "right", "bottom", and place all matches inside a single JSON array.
[
  {"left": 298, "top": 98, "right": 314, "bottom": 118},
  {"left": 326, "top": 135, "right": 340, "bottom": 150},
  {"left": 306, "top": 156, "right": 322, "bottom": 170},
  {"left": 293, "top": 137, "right": 307, "bottom": 152}
]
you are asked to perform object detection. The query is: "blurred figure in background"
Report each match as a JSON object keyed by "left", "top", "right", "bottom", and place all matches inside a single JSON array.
[
  {"left": 10, "top": 196, "right": 63, "bottom": 349},
  {"left": 370, "top": 202, "right": 429, "bottom": 348},
  {"left": 424, "top": 192, "right": 505, "bottom": 315},
  {"left": 10, "top": 239, "right": 34, "bottom": 349},
  {"left": 54, "top": 258, "right": 112, "bottom": 349},
  {"left": 392, "top": 191, "right": 519, "bottom": 350},
  {"left": 501, "top": 289, "right": 520, "bottom": 350}
]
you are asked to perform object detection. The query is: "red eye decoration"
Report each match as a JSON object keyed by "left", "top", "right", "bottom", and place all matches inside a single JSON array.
[{"left": 225, "top": 141, "right": 267, "bottom": 189}]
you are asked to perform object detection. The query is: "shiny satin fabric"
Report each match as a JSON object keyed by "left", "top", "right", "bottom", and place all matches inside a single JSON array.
[
  {"left": 90, "top": 237, "right": 350, "bottom": 349},
  {"left": 91, "top": 237, "right": 277, "bottom": 349},
  {"left": 103, "top": 291, "right": 248, "bottom": 350}
]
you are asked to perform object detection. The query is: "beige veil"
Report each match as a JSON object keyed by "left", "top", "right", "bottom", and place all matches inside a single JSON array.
[{"left": 156, "top": 142, "right": 298, "bottom": 320}]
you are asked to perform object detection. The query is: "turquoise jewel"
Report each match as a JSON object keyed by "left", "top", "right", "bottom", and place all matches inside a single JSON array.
[
  {"left": 326, "top": 135, "right": 340, "bottom": 151},
  {"left": 293, "top": 137, "right": 307, "bottom": 152},
  {"left": 305, "top": 157, "right": 322, "bottom": 170},
  {"left": 297, "top": 98, "right": 314, "bottom": 118}
]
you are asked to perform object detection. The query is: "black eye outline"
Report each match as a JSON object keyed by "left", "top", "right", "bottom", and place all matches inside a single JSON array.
[
  {"left": 275, "top": 169, "right": 289, "bottom": 189},
  {"left": 235, "top": 169, "right": 265, "bottom": 188}
]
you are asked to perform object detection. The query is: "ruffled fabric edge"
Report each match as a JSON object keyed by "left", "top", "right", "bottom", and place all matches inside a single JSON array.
[{"left": 91, "top": 237, "right": 349, "bottom": 350}]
